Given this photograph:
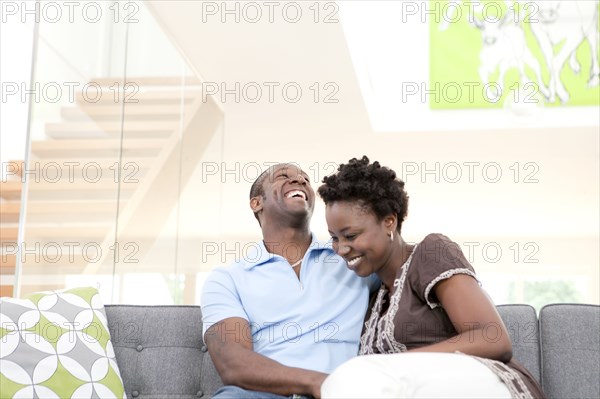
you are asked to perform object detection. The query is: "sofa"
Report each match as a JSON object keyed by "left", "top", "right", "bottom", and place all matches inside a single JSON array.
[{"left": 105, "top": 303, "right": 600, "bottom": 399}]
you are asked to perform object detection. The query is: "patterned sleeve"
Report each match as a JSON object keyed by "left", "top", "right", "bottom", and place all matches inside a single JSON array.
[{"left": 412, "top": 233, "right": 478, "bottom": 309}]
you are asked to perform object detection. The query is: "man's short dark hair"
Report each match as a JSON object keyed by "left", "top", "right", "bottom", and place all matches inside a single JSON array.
[{"left": 249, "top": 169, "right": 270, "bottom": 200}]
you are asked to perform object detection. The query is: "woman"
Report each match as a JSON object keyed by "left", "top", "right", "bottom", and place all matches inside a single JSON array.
[{"left": 317, "top": 156, "right": 545, "bottom": 399}]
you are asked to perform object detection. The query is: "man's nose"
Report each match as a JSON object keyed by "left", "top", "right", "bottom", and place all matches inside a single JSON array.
[{"left": 290, "top": 174, "right": 307, "bottom": 184}]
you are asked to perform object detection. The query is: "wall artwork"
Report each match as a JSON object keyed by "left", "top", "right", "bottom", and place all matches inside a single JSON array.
[{"left": 430, "top": 0, "right": 600, "bottom": 109}]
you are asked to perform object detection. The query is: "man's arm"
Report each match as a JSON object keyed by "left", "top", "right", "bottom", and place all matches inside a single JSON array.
[{"left": 204, "top": 317, "right": 327, "bottom": 398}]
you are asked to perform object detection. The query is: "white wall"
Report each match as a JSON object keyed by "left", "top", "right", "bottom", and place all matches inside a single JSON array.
[{"left": 0, "top": 19, "right": 34, "bottom": 172}]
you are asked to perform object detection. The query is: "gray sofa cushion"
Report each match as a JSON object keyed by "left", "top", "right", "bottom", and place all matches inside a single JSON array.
[
  {"left": 105, "top": 305, "right": 222, "bottom": 399},
  {"left": 540, "top": 304, "right": 600, "bottom": 399},
  {"left": 103, "top": 304, "right": 599, "bottom": 399},
  {"left": 497, "top": 304, "right": 541, "bottom": 382}
]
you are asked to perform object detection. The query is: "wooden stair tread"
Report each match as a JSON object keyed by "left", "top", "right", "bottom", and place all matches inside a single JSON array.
[
  {"left": 90, "top": 76, "right": 201, "bottom": 87},
  {"left": 3, "top": 160, "right": 24, "bottom": 177},
  {"left": 76, "top": 89, "right": 200, "bottom": 105},
  {"left": 62, "top": 104, "right": 188, "bottom": 121},
  {"left": 23, "top": 200, "right": 124, "bottom": 224},
  {"left": 26, "top": 200, "right": 120, "bottom": 212},
  {"left": 46, "top": 120, "right": 178, "bottom": 138},
  {"left": 0, "top": 203, "right": 20, "bottom": 223},
  {"left": 0, "top": 202, "right": 20, "bottom": 213},
  {"left": 22, "top": 224, "right": 112, "bottom": 238},
  {"left": 2, "top": 258, "right": 100, "bottom": 275},
  {"left": 32, "top": 138, "right": 165, "bottom": 149},
  {"left": 32, "top": 139, "right": 164, "bottom": 151},
  {"left": 26, "top": 180, "right": 139, "bottom": 191},
  {"left": 25, "top": 190, "right": 135, "bottom": 201},
  {"left": 0, "top": 254, "right": 16, "bottom": 269},
  {"left": 22, "top": 158, "right": 153, "bottom": 170},
  {"left": 0, "top": 181, "right": 22, "bottom": 200},
  {"left": 0, "top": 226, "right": 18, "bottom": 241}
]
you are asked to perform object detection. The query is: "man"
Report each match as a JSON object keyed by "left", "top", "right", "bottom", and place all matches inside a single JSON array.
[{"left": 201, "top": 163, "right": 374, "bottom": 399}]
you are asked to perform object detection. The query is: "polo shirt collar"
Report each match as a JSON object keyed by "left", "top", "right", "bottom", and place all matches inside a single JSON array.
[{"left": 242, "top": 233, "right": 333, "bottom": 270}]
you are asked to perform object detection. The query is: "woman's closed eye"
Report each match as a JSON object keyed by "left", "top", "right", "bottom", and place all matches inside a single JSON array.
[{"left": 330, "top": 233, "right": 358, "bottom": 243}]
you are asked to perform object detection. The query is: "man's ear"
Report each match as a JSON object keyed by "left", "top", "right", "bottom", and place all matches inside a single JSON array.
[{"left": 250, "top": 196, "right": 263, "bottom": 215}]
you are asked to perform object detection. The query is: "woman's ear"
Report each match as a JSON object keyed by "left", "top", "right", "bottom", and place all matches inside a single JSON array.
[{"left": 384, "top": 214, "right": 397, "bottom": 231}]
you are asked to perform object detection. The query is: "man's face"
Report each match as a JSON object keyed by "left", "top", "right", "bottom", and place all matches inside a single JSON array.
[{"left": 259, "top": 164, "right": 315, "bottom": 222}]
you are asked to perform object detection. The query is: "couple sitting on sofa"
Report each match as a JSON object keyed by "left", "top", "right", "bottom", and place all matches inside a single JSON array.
[{"left": 201, "top": 156, "right": 546, "bottom": 399}]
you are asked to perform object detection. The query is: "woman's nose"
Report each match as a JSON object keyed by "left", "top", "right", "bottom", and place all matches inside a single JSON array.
[{"left": 336, "top": 243, "right": 350, "bottom": 256}]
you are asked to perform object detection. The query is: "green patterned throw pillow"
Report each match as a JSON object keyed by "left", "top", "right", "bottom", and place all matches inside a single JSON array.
[{"left": 0, "top": 287, "right": 126, "bottom": 398}]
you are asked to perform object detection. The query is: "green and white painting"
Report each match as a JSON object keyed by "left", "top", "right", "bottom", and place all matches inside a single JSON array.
[{"left": 430, "top": 0, "right": 600, "bottom": 109}]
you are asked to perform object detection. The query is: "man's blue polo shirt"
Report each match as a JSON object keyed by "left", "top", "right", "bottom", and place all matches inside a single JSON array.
[{"left": 201, "top": 235, "right": 373, "bottom": 373}]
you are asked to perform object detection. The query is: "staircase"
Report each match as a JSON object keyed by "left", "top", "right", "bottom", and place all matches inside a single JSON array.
[{"left": 1, "top": 77, "right": 223, "bottom": 296}]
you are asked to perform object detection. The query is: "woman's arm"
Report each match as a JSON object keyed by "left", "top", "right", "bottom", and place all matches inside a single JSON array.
[{"left": 408, "top": 274, "right": 513, "bottom": 363}]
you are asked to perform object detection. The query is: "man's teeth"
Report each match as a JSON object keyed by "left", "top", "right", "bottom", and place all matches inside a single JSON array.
[
  {"left": 347, "top": 256, "right": 363, "bottom": 266},
  {"left": 285, "top": 190, "right": 306, "bottom": 199}
]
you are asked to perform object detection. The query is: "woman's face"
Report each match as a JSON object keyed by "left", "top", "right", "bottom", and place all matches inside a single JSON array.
[{"left": 325, "top": 200, "right": 394, "bottom": 277}]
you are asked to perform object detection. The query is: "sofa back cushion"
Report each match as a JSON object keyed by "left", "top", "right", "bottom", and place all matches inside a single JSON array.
[
  {"left": 105, "top": 305, "right": 222, "bottom": 399},
  {"left": 540, "top": 304, "right": 600, "bottom": 399},
  {"left": 496, "top": 304, "right": 541, "bottom": 383}
]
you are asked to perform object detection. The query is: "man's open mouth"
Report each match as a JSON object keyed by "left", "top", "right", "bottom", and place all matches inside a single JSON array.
[{"left": 285, "top": 190, "right": 307, "bottom": 200}]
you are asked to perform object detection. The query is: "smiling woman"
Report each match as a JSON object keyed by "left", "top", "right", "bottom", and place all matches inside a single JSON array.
[{"left": 317, "top": 156, "right": 546, "bottom": 399}]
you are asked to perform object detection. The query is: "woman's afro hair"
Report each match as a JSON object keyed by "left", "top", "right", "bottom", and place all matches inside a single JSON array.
[{"left": 318, "top": 156, "right": 409, "bottom": 231}]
